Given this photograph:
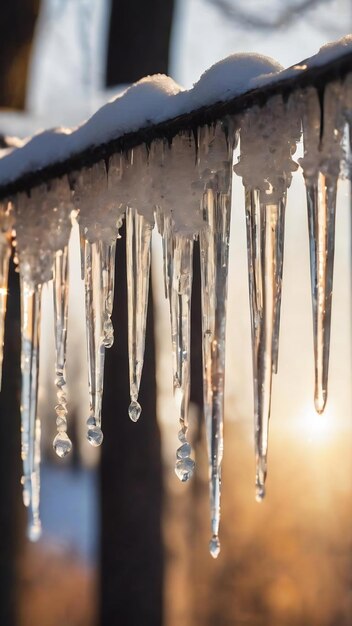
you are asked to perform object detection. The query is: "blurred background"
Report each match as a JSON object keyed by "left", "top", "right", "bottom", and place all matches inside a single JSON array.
[{"left": 0, "top": 1, "right": 351, "bottom": 625}]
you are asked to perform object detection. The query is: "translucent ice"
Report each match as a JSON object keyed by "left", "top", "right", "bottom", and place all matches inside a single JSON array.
[
  {"left": 200, "top": 137, "right": 234, "bottom": 556},
  {"left": 299, "top": 84, "right": 345, "bottom": 413},
  {"left": 53, "top": 246, "right": 72, "bottom": 457},
  {"left": 20, "top": 278, "right": 42, "bottom": 541},
  {"left": 126, "top": 207, "right": 153, "bottom": 421},
  {"left": 234, "top": 95, "right": 300, "bottom": 497}
]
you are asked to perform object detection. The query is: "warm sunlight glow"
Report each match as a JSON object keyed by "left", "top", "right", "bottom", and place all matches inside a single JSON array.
[{"left": 294, "top": 405, "right": 337, "bottom": 444}]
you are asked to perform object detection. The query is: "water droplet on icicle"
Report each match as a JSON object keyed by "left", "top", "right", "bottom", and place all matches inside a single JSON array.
[
  {"left": 87, "top": 424, "right": 104, "bottom": 447},
  {"left": 200, "top": 166, "right": 232, "bottom": 555},
  {"left": 245, "top": 190, "right": 281, "bottom": 500},
  {"left": 126, "top": 207, "right": 153, "bottom": 421},
  {"left": 0, "top": 227, "right": 11, "bottom": 390},
  {"left": 169, "top": 235, "right": 195, "bottom": 481},
  {"left": 20, "top": 279, "right": 42, "bottom": 541},
  {"left": 53, "top": 432, "right": 72, "bottom": 458},
  {"left": 209, "top": 534, "right": 221, "bottom": 559},
  {"left": 128, "top": 400, "right": 141, "bottom": 422},
  {"left": 52, "top": 247, "right": 72, "bottom": 457}
]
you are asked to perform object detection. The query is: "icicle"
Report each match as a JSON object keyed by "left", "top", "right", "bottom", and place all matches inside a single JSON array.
[
  {"left": 52, "top": 247, "right": 72, "bottom": 458},
  {"left": 245, "top": 190, "right": 284, "bottom": 500},
  {"left": 20, "top": 279, "right": 42, "bottom": 541},
  {"left": 83, "top": 238, "right": 104, "bottom": 446},
  {"left": 305, "top": 176, "right": 337, "bottom": 413},
  {"left": 300, "top": 84, "right": 345, "bottom": 413},
  {"left": 126, "top": 207, "right": 153, "bottom": 422},
  {"left": 171, "top": 235, "right": 195, "bottom": 482},
  {"left": 0, "top": 226, "right": 12, "bottom": 390},
  {"left": 101, "top": 239, "right": 116, "bottom": 349},
  {"left": 234, "top": 95, "right": 300, "bottom": 498},
  {"left": 200, "top": 164, "right": 232, "bottom": 558}
]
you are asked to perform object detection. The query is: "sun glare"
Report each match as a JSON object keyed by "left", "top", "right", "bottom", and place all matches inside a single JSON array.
[{"left": 294, "top": 405, "right": 337, "bottom": 445}]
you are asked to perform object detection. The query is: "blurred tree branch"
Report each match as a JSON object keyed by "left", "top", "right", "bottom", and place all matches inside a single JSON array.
[{"left": 205, "top": 0, "right": 333, "bottom": 30}]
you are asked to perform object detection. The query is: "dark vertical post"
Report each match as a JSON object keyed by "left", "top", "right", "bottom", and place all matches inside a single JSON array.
[
  {"left": 0, "top": 260, "right": 23, "bottom": 626},
  {"left": 0, "top": 4, "right": 39, "bottom": 624},
  {"left": 101, "top": 3, "right": 174, "bottom": 624}
]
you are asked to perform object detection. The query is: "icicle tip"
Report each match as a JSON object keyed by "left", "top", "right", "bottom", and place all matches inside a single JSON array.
[
  {"left": 128, "top": 400, "right": 142, "bottom": 422},
  {"left": 175, "top": 457, "right": 195, "bottom": 482},
  {"left": 209, "top": 535, "right": 221, "bottom": 559},
  {"left": 53, "top": 431, "right": 73, "bottom": 458},
  {"left": 87, "top": 425, "right": 104, "bottom": 447},
  {"left": 27, "top": 521, "right": 42, "bottom": 543}
]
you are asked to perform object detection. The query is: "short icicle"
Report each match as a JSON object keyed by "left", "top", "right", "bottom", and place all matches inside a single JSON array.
[
  {"left": 101, "top": 239, "right": 117, "bottom": 349},
  {"left": 171, "top": 234, "right": 195, "bottom": 482},
  {"left": 126, "top": 207, "right": 153, "bottom": 422},
  {"left": 0, "top": 228, "right": 12, "bottom": 390},
  {"left": 83, "top": 238, "right": 104, "bottom": 447},
  {"left": 245, "top": 190, "right": 283, "bottom": 501},
  {"left": 200, "top": 166, "right": 232, "bottom": 558},
  {"left": 300, "top": 83, "right": 345, "bottom": 414},
  {"left": 20, "top": 279, "right": 42, "bottom": 541},
  {"left": 52, "top": 246, "right": 72, "bottom": 458}
]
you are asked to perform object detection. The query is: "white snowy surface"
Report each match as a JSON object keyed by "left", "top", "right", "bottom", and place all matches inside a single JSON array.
[{"left": 0, "top": 38, "right": 351, "bottom": 188}]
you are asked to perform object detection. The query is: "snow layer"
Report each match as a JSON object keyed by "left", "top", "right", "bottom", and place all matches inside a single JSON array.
[
  {"left": 0, "top": 38, "right": 351, "bottom": 189},
  {"left": 0, "top": 54, "right": 281, "bottom": 188}
]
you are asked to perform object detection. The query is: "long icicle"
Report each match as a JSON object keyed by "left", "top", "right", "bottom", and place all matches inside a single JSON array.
[
  {"left": 0, "top": 229, "right": 12, "bottom": 390},
  {"left": 52, "top": 246, "right": 72, "bottom": 458},
  {"left": 83, "top": 239, "right": 104, "bottom": 446},
  {"left": 171, "top": 234, "right": 195, "bottom": 482},
  {"left": 245, "top": 190, "right": 283, "bottom": 500},
  {"left": 306, "top": 174, "right": 337, "bottom": 413},
  {"left": 20, "top": 279, "right": 42, "bottom": 541},
  {"left": 300, "top": 83, "right": 344, "bottom": 414},
  {"left": 200, "top": 171, "right": 232, "bottom": 559},
  {"left": 126, "top": 207, "right": 153, "bottom": 422}
]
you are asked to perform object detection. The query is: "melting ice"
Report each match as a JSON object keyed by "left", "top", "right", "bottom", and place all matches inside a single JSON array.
[{"left": 0, "top": 43, "right": 350, "bottom": 554}]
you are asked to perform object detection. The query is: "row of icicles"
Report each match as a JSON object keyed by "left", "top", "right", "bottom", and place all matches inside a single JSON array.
[{"left": 0, "top": 77, "right": 349, "bottom": 555}]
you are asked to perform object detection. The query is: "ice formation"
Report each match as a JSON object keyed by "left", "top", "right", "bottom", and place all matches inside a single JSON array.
[{"left": 0, "top": 40, "right": 350, "bottom": 555}]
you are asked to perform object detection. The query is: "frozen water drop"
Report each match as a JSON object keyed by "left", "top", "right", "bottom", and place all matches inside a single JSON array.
[
  {"left": 128, "top": 400, "right": 141, "bottom": 422},
  {"left": 55, "top": 416, "right": 67, "bottom": 432},
  {"left": 86, "top": 415, "right": 96, "bottom": 427},
  {"left": 53, "top": 432, "right": 72, "bottom": 458},
  {"left": 255, "top": 484, "right": 266, "bottom": 503},
  {"left": 178, "top": 429, "right": 187, "bottom": 444},
  {"left": 87, "top": 426, "right": 104, "bottom": 447},
  {"left": 209, "top": 535, "right": 221, "bottom": 559},
  {"left": 176, "top": 442, "right": 192, "bottom": 459},
  {"left": 175, "top": 457, "right": 195, "bottom": 482},
  {"left": 55, "top": 404, "right": 67, "bottom": 418},
  {"left": 28, "top": 520, "right": 42, "bottom": 542}
]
